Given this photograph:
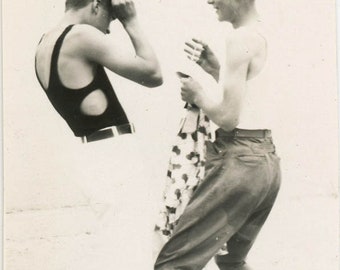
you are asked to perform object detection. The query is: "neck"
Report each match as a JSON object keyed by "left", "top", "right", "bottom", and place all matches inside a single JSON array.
[
  {"left": 59, "top": 9, "right": 90, "bottom": 27},
  {"left": 231, "top": 7, "right": 259, "bottom": 29}
]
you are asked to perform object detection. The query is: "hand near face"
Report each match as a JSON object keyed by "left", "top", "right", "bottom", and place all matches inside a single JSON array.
[
  {"left": 184, "top": 38, "right": 220, "bottom": 80},
  {"left": 111, "top": 0, "right": 137, "bottom": 24},
  {"left": 180, "top": 77, "right": 204, "bottom": 105}
]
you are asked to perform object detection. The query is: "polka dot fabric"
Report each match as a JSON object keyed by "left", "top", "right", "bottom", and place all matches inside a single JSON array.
[{"left": 155, "top": 105, "right": 211, "bottom": 238}]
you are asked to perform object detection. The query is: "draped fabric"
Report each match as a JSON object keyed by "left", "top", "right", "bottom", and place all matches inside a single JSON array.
[{"left": 155, "top": 104, "right": 212, "bottom": 239}]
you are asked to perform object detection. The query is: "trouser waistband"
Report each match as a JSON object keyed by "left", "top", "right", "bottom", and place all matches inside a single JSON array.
[{"left": 216, "top": 128, "right": 271, "bottom": 139}]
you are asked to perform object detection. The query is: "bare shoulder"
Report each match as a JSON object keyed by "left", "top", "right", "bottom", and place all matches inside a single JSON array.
[
  {"left": 65, "top": 24, "right": 106, "bottom": 48},
  {"left": 226, "top": 26, "right": 266, "bottom": 59},
  {"left": 244, "top": 26, "right": 266, "bottom": 53},
  {"left": 59, "top": 24, "right": 110, "bottom": 62},
  {"left": 69, "top": 24, "right": 104, "bottom": 37}
]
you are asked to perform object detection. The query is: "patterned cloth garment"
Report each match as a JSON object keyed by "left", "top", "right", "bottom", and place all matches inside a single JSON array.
[{"left": 155, "top": 104, "right": 211, "bottom": 239}]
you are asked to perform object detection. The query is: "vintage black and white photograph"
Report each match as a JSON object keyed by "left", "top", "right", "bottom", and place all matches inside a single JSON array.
[{"left": 3, "top": 0, "right": 339, "bottom": 269}]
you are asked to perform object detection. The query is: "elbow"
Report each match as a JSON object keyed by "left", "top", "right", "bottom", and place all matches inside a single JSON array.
[
  {"left": 149, "top": 72, "right": 163, "bottom": 87},
  {"left": 142, "top": 69, "right": 163, "bottom": 88}
]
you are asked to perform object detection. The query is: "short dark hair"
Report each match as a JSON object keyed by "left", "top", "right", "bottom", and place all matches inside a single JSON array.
[
  {"left": 65, "top": 0, "right": 110, "bottom": 11},
  {"left": 65, "top": 0, "right": 92, "bottom": 11}
]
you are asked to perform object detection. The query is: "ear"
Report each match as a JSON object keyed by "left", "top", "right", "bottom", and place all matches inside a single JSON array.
[{"left": 92, "top": 0, "right": 100, "bottom": 14}]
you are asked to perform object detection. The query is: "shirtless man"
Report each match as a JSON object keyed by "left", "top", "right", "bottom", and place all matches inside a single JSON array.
[
  {"left": 154, "top": 1, "right": 281, "bottom": 269},
  {"left": 35, "top": 0, "right": 162, "bottom": 140}
]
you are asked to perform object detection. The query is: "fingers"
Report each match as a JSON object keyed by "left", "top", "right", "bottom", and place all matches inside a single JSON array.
[
  {"left": 184, "top": 40, "right": 204, "bottom": 52},
  {"left": 179, "top": 77, "right": 192, "bottom": 86},
  {"left": 181, "top": 93, "right": 186, "bottom": 102},
  {"left": 180, "top": 85, "right": 188, "bottom": 101},
  {"left": 112, "top": 0, "right": 134, "bottom": 5},
  {"left": 179, "top": 77, "right": 192, "bottom": 99},
  {"left": 179, "top": 77, "right": 198, "bottom": 103},
  {"left": 176, "top": 71, "right": 190, "bottom": 79},
  {"left": 186, "top": 38, "right": 206, "bottom": 51},
  {"left": 111, "top": 0, "right": 136, "bottom": 20},
  {"left": 184, "top": 48, "right": 201, "bottom": 62},
  {"left": 192, "top": 38, "right": 208, "bottom": 48},
  {"left": 184, "top": 41, "right": 203, "bottom": 63},
  {"left": 112, "top": 0, "right": 135, "bottom": 9}
]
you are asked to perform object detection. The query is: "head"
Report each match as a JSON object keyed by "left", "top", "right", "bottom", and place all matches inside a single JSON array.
[
  {"left": 207, "top": 0, "right": 255, "bottom": 24},
  {"left": 65, "top": 0, "right": 114, "bottom": 33}
]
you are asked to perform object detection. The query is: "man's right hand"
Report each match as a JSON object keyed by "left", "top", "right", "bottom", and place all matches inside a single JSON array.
[{"left": 111, "top": 0, "right": 137, "bottom": 25}]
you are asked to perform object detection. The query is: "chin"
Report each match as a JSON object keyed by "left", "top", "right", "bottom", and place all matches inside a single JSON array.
[
  {"left": 215, "top": 12, "right": 226, "bottom": 22},
  {"left": 220, "top": 16, "right": 231, "bottom": 23},
  {"left": 216, "top": 15, "right": 225, "bottom": 22}
]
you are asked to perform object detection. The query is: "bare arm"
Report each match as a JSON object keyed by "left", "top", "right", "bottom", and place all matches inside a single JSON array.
[
  {"left": 181, "top": 33, "right": 254, "bottom": 131},
  {"left": 118, "top": 17, "right": 163, "bottom": 87},
  {"left": 75, "top": 1, "right": 162, "bottom": 87}
]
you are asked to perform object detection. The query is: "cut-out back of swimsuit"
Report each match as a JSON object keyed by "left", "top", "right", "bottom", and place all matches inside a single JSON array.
[{"left": 35, "top": 24, "right": 130, "bottom": 137}]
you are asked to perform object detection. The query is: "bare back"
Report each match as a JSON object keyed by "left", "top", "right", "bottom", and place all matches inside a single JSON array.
[
  {"left": 35, "top": 25, "right": 109, "bottom": 115},
  {"left": 235, "top": 25, "right": 274, "bottom": 129},
  {"left": 247, "top": 34, "right": 267, "bottom": 81}
]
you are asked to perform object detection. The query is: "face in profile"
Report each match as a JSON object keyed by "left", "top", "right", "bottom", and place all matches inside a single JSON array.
[{"left": 207, "top": 0, "right": 240, "bottom": 22}]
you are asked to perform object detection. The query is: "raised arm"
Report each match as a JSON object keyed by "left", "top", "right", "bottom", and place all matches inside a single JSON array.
[{"left": 76, "top": 1, "right": 162, "bottom": 87}]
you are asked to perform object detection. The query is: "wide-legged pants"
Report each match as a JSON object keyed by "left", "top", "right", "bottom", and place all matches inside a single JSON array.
[{"left": 155, "top": 128, "right": 281, "bottom": 270}]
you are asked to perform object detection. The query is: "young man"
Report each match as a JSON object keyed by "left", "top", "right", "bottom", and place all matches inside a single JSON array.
[
  {"left": 35, "top": 0, "right": 162, "bottom": 140},
  {"left": 154, "top": 1, "right": 281, "bottom": 269},
  {"left": 35, "top": 1, "right": 162, "bottom": 267}
]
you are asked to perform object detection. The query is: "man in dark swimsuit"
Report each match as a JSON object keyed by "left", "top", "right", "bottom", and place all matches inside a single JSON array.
[
  {"left": 35, "top": 0, "right": 162, "bottom": 139},
  {"left": 35, "top": 1, "right": 162, "bottom": 268}
]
